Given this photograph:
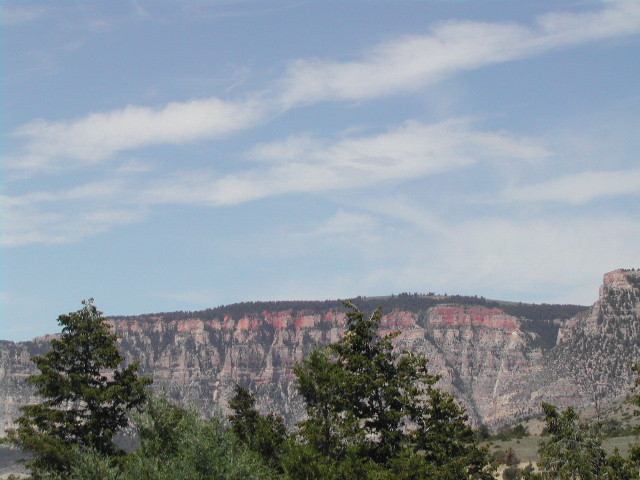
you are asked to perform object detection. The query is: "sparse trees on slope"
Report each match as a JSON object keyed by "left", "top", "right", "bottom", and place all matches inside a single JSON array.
[
  {"left": 526, "top": 401, "right": 639, "bottom": 480},
  {"left": 534, "top": 403, "right": 608, "bottom": 479},
  {"left": 520, "top": 362, "right": 640, "bottom": 480},
  {"left": 4, "top": 299, "right": 151, "bottom": 478},
  {"left": 629, "top": 362, "right": 640, "bottom": 475}
]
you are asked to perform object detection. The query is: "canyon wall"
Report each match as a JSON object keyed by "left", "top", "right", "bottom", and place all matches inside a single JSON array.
[{"left": 1, "top": 269, "right": 639, "bottom": 432}]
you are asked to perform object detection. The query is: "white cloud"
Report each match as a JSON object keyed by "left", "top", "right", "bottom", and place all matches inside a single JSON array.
[
  {"left": 1, "top": 178, "right": 143, "bottom": 247},
  {"left": 504, "top": 169, "right": 640, "bottom": 204},
  {"left": 4, "top": 178, "right": 131, "bottom": 207},
  {"left": 142, "top": 120, "right": 547, "bottom": 207},
  {"left": 312, "top": 211, "right": 378, "bottom": 236},
  {"left": 356, "top": 195, "right": 451, "bottom": 237},
  {"left": 279, "top": 0, "right": 640, "bottom": 105},
  {"left": 535, "top": 0, "right": 640, "bottom": 46},
  {"left": 3, "top": 118, "right": 546, "bottom": 247},
  {"left": 8, "top": 96, "right": 267, "bottom": 171},
  {"left": 279, "top": 23, "right": 528, "bottom": 105},
  {"left": 226, "top": 200, "right": 640, "bottom": 306},
  {"left": 3, "top": 204, "right": 148, "bottom": 247},
  {"left": 7, "top": 1, "right": 637, "bottom": 176},
  {"left": 1, "top": 4, "right": 49, "bottom": 26},
  {"left": 115, "top": 158, "right": 153, "bottom": 174},
  {"left": 435, "top": 215, "right": 640, "bottom": 303},
  {"left": 248, "top": 134, "right": 324, "bottom": 163}
]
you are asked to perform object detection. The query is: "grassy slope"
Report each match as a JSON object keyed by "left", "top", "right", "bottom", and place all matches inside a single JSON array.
[{"left": 486, "top": 395, "right": 639, "bottom": 464}]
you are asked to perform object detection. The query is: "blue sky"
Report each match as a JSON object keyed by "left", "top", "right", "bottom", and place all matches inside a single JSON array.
[{"left": 2, "top": 0, "right": 639, "bottom": 341}]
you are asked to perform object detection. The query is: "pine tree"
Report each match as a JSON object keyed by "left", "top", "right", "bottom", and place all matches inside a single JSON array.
[
  {"left": 629, "top": 363, "right": 640, "bottom": 474},
  {"left": 4, "top": 299, "right": 152, "bottom": 478},
  {"left": 533, "top": 404, "right": 608, "bottom": 480},
  {"left": 290, "top": 301, "right": 494, "bottom": 479},
  {"left": 229, "top": 385, "right": 287, "bottom": 471}
]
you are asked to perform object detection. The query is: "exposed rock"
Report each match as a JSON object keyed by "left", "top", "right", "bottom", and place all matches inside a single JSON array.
[
  {"left": 545, "top": 268, "right": 640, "bottom": 406},
  {"left": 1, "top": 269, "right": 638, "bottom": 433}
]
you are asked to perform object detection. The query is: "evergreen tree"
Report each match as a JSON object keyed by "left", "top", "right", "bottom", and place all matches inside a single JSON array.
[
  {"left": 229, "top": 385, "right": 288, "bottom": 471},
  {"left": 629, "top": 363, "right": 640, "bottom": 475},
  {"left": 290, "top": 301, "right": 494, "bottom": 479},
  {"left": 632, "top": 363, "right": 640, "bottom": 412},
  {"left": 49, "top": 395, "right": 282, "bottom": 480},
  {"left": 531, "top": 403, "right": 609, "bottom": 480},
  {"left": 4, "top": 299, "right": 152, "bottom": 478}
]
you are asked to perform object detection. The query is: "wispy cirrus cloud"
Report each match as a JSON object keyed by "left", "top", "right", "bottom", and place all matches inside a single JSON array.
[
  {"left": 347, "top": 209, "right": 640, "bottom": 304},
  {"left": 434, "top": 214, "right": 640, "bottom": 303},
  {"left": 279, "top": 0, "right": 640, "bottom": 105},
  {"left": 140, "top": 120, "right": 548, "bottom": 207},
  {"left": 4, "top": 178, "right": 131, "bottom": 207},
  {"left": 6, "top": 1, "right": 639, "bottom": 177},
  {"left": 7, "top": 96, "right": 267, "bottom": 172},
  {"left": 3, "top": 204, "right": 148, "bottom": 247},
  {"left": 1, "top": 3, "right": 49, "bottom": 26},
  {"left": 3, "top": 119, "right": 547, "bottom": 247},
  {"left": 503, "top": 169, "right": 640, "bottom": 205},
  {"left": 1, "top": 177, "right": 146, "bottom": 247}
]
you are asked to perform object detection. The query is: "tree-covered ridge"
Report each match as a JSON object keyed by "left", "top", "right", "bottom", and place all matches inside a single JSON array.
[
  {"left": 116, "top": 294, "right": 587, "bottom": 322},
  {"left": 111, "top": 294, "right": 588, "bottom": 351}
]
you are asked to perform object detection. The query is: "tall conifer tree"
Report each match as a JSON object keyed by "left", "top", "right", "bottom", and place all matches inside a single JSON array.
[
  {"left": 291, "top": 302, "right": 493, "bottom": 479},
  {"left": 5, "top": 300, "right": 151, "bottom": 478}
]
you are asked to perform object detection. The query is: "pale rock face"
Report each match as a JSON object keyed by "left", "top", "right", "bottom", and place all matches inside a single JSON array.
[
  {"left": 546, "top": 269, "right": 640, "bottom": 407},
  {"left": 1, "top": 269, "right": 638, "bottom": 433}
]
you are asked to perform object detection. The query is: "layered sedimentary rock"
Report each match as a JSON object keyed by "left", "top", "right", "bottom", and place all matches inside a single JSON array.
[{"left": 1, "top": 269, "right": 638, "bottom": 432}]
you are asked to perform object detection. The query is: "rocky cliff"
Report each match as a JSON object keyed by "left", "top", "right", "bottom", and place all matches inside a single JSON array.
[
  {"left": 1, "top": 269, "right": 639, "bottom": 432},
  {"left": 546, "top": 269, "right": 640, "bottom": 404}
]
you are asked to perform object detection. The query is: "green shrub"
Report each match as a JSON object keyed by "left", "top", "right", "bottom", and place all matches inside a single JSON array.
[{"left": 56, "top": 396, "right": 280, "bottom": 480}]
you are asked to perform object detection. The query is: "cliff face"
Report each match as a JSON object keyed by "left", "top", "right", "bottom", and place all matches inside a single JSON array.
[
  {"left": 1, "top": 269, "right": 638, "bottom": 432},
  {"left": 545, "top": 269, "right": 640, "bottom": 404},
  {"left": 0, "top": 337, "right": 51, "bottom": 432}
]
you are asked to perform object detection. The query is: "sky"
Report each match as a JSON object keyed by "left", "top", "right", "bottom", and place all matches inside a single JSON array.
[{"left": 1, "top": 0, "right": 639, "bottom": 341}]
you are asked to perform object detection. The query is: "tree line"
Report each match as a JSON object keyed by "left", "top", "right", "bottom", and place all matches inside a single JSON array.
[
  {"left": 2, "top": 300, "right": 639, "bottom": 479},
  {"left": 114, "top": 294, "right": 587, "bottom": 327}
]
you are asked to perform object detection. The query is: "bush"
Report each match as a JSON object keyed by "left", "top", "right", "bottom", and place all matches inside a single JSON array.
[
  {"left": 493, "top": 447, "right": 519, "bottom": 466},
  {"left": 493, "top": 424, "right": 530, "bottom": 441},
  {"left": 56, "top": 396, "right": 281, "bottom": 480},
  {"left": 503, "top": 465, "right": 521, "bottom": 480}
]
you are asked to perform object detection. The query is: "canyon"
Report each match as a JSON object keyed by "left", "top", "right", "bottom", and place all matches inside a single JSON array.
[{"left": 1, "top": 269, "right": 639, "bottom": 433}]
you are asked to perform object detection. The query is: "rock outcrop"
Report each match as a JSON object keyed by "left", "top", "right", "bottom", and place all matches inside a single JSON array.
[
  {"left": 545, "top": 269, "right": 640, "bottom": 404},
  {"left": 1, "top": 269, "right": 638, "bottom": 432}
]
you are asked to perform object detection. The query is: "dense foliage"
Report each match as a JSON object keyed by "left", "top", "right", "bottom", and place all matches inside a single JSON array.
[
  {"left": 232, "top": 302, "right": 494, "bottom": 479},
  {"left": 50, "top": 395, "right": 280, "bottom": 480},
  {"left": 491, "top": 424, "right": 530, "bottom": 441},
  {"left": 3, "top": 300, "right": 151, "bottom": 478},
  {"left": 229, "top": 385, "right": 287, "bottom": 471},
  {"left": 534, "top": 404, "right": 610, "bottom": 479}
]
